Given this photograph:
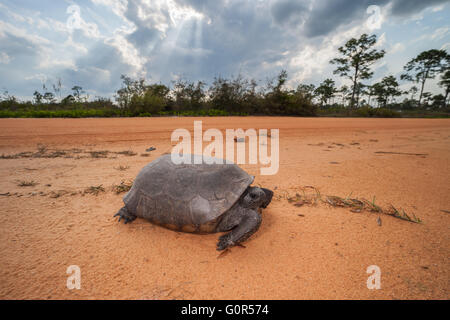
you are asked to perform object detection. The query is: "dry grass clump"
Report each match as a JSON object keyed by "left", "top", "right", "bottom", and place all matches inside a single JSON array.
[
  {"left": 17, "top": 180, "right": 38, "bottom": 187},
  {"left": 36, "top": 144, "right": 47, "bottom": 154},
  {"left": 384, "top": 205, "right": 422, "bottom": 223},
  {"left": 115, "top": 150, "right": 137, "bottom": 156},
  {"left": 285, "top": 186, "right": 421, "bottom": 223},
  {"left": 84, "top": 185, "right": 105, "bottom": 196},
  {"left": 114, "top": 165, "right": 130, "bottom": 171},
  {"left": 0, "top": 145, "right": 138, "bottom": 160},
  {"left": 89, "top": 150, "right": 109, "bottom": 158},
  {"left": 0, "top": 154, "right": 17, "bottom": 159},
  {"left": 112, "top": 180, "right": 133, "bottom": 194},
  {"left": 49, "top": 190, "right": 69, "bottom": 198},
  {"left": 2, "top": 144, "right": 71, "bottom": 159}
]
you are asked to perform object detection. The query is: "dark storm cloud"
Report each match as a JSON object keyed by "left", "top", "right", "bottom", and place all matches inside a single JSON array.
[
  {"left": 390, "top": 0, "right": 449, "bottom": 16},
  {"left": 99, "top": 0, "right": 449, "bottom": 85},
  {"left": 270, "top": 0, "right": 308, "bottom": 26},
  {"left": 0, "top": 26, "right": 48, "bottom": 96},
  {"left": 63, "top": 41, "right": 136, "bottom": 96},
  {"left": 127, "top": 26, "right": 161, "bottom": 50},
  {"left": 1, "top": 0, "right": 448, "bottom": 98},
  {"left": 303, "top": 0, "right": 389, "bottom": 37},
  {"left": 121, "top": 0, "right": 170, "bottom": 50},
  {"left": 140, "top": 0, "right": 290, "bottom": 83},
  {"left": 303, "top": 0, "right": 448, "bottom": 37},
  {"left": 0, "top": 32, "right": 42, "bottom": 64}
]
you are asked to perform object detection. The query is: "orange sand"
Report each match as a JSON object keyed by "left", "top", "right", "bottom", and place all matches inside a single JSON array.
[{"left": 0, "top": 117, "right": 449, "bottom": 299}]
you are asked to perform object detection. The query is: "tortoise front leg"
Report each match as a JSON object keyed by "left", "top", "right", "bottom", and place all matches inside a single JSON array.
[
  {"left": 114, "top": 206, "right": 136, "bottom": 224},
  {"left": 216, "top": 209, "right": 261, "bottom": 251}
]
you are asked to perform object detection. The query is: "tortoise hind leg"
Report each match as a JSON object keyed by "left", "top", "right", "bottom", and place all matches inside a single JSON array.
[
  {"left": 216, "top": 209, "right": 261, "bottom": 251},
  {"left": 114, "top": 206, "right": 136, "bottom": 224}
]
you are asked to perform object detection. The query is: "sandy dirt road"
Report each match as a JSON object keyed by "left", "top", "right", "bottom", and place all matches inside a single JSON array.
[{"left": 0, "top": 117, "right": 449, "bottom": 299}]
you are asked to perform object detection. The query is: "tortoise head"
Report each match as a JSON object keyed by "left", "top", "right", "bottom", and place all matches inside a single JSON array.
[{"left": 242, "top": 186, "right": 273, "bottom": 210}]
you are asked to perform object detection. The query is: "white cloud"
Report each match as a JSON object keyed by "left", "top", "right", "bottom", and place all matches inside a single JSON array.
[
  {"left": 288, "top": 22, "right": 377, "bottom": 87},
  {"left": 38, "top": 57, "right": 76, "bottom": 70},
  {"left": 66, "top": 5, "right": 101, "bottom": 38},
  {"left": 431, "top": 5, "right": 445, "bottom": 12},
  {"left": 375, "top": 32, "right": 387, "bottom": 49},
  {"left": 431, "top": 27, "right": 449, "bottom": 40},
  {"left": 35, "top": 18, "right": 51, "bottom": 30},
  {"left": 0, "top": 21, "right": 50, "bottom": 46},
  {"left": 0, "top": 52, "right": 11, "bottom": 64},
  {"left": 167, "top": 0, "right": 205, "bottom": 26},
  {"left": 391, "top": 42, "right": 405, "bottom": 54},
  {"left": 47, "top": 17, "right": 71, "bottom": 34},
  {"left": 91, "top": 0, "right": 128, "bottom": 19},
  {"left": 79, "top": 66, "right": 111, "bottom": 83},
  {"left": 0, "top": 3, "right": 34, "bottom": 25},
  {"left": 64, "top": 36, "right": 88, "bottom": 54},
  {"left": 24, "top": 73, "right": 48, "bottom": 83},
  {"left": 105, "top": 31, "right": 147, "bottom": 76}
]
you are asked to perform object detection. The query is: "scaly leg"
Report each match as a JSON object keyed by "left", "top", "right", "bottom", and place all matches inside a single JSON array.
[{"left": 114, "top": 206, "right": 136, "bottom": 224}]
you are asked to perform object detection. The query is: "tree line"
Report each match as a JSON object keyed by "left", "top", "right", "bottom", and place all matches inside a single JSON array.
[
  {"left": 326, "top": 34, "right": 449, "bottom": 110},
  {"left": 1, "top": 33, "right": 449, "bottom": 118}
]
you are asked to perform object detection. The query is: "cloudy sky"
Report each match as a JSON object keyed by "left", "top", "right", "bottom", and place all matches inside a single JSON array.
[{"left": 0, "top": 0, "right": 449, "bottom": 101}]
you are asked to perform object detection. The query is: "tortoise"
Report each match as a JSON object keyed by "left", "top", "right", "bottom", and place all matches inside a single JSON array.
[{"left": 114, "top": 154, "right": 273, "bottom": 250}]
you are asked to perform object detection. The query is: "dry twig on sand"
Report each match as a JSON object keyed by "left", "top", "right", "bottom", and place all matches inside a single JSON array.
[
  {"left": 84, "top": 185, "right": 105, "bottom": 196},
  {"left": 114, "top": 165, "right": 130, "bottom": 171},
  {"left": 375, "top": 151, "right": 428, "bottom": 156},
  {"left": 286, "top": 186, "right": 421, "bottom": 223}
]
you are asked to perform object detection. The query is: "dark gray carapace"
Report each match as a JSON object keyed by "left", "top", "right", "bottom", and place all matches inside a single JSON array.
[{"left": 114, "top": 154, "right": 273, "bottom": 250}]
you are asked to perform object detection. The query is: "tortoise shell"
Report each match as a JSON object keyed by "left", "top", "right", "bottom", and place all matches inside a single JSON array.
[{"left": 123, "top": 154, "right": 254, "bottom": 232}]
